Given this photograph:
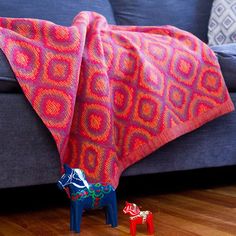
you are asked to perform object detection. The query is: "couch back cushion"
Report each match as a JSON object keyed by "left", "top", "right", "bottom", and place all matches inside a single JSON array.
[
  {"left": 0, "top": 0, "right": 116, "bottom": 25},
  {"left": 110, "top": 0, "right": 214, "bottom": 43}
]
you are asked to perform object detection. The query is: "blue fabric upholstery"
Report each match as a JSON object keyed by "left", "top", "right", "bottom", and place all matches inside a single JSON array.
[
  {"left": 109, "top": 0, "right": 213, "bottom": 43},
  {"left": 0, "top": 94, "right": 61, "bottom": 188},
  {"left": 0, "top": 50, "right": 20, "bottom": 93},
  {"left": 211, "top": 44, "right": 236, "bottom": 92},
  {"left": 0, "top": 0, "right": 116, "bottom": 25}
]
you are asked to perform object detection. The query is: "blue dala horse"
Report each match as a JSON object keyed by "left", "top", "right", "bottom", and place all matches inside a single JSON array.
[{"left": 57, "top": 164, "right": 118, "bottom": 233}]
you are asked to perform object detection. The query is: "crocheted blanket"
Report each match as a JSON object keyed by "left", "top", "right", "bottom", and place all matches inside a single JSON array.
[{"left": 0, "top": 12, "right": 234, "bottom": 188}]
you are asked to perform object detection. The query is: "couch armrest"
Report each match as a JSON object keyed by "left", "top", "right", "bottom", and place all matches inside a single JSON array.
[{"left": 211, "top": 43, "right": 236, "bottom": 92}]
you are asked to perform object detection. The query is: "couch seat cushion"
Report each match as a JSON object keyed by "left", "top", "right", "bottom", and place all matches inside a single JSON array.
[
  {"left": 211, "top": 43, "right": 236, "bottom": 91},
  {"left": 0, "top": 77, "right": 21, "bottom": 93},
  {"left": 0, "top": 50, "right": 21, "bottom": 93}
]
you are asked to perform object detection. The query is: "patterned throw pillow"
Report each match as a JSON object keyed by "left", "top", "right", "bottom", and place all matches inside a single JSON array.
[{"left": 208, "top": 0, "right": 236, "bottom": 46}]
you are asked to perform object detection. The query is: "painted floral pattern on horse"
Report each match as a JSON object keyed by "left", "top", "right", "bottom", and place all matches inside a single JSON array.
[
  {"left": 0, "top": 12, "right": 234, "bottom": 188},
  {"left": 71, "top": 183, "right": 113, "bottom": 208}
]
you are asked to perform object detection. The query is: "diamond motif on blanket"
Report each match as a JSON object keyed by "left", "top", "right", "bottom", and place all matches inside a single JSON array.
[
  {"left": 170, "top": 49, "right": 198, "bottom": 86},
  {"left": 4, "top": 38, "right": 41, "bottom": 81},
  {"left": 133, "top": 92, "right": 163, "bottom": 130}
]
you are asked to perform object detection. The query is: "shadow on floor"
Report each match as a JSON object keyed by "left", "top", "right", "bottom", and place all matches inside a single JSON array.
[
  {"left": 0, "top": 166, "right": 236, "bottom": 214},
  {"left": 117, "top": 165, "right": 236, "bottom": 198}
]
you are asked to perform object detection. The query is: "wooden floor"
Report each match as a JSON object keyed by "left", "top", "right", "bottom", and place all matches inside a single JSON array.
[{"left": 0, "top": 167, "right": 236, "bottom": 236}]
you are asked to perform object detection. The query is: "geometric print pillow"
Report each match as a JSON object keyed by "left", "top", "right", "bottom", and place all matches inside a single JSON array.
[{"left": 208, "top": 0, "right": 236, "bottom": 46}]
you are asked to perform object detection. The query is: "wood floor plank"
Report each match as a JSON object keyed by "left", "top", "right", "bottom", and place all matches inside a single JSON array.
[
  {"left": 156, "top": 211, "right": 232, "bottom": 236},
  {"left": 133, "top": 194, "right": 236, "bottom": 235},
  {"left": 1, "top": 179, "right": 236, "bottom": 235},
  {"left": 0, "top": 218, "right": 34, "bottom": 236},
  {"left": 156, "top": 193, "right": 236, "bottom": 223},
  {"left": 157, "top": 203, "right": 236, "bottom": 235},
  {"left": 207, "top": 186, "right": 236, "bottom": 198},
  {"left": 152, "top": 196, "right": 236, "bottom": 233},
  {"left": 181, "top": 189, "right": 236, "bottom": 208}
]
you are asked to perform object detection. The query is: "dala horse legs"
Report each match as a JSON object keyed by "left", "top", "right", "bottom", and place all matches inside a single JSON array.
[
  {"left": 129, "top": 212, "right": 154, "bottom": 236},
  {"left": 146, "top": 213, "right": 155, "bottom": 235},
  {"left": 103, "top": 190, "right": 118, "bottom": 227},
  {"left": 70, "top": 201, "right": 83, "bottom": 233},
  {"left": 70, "top": 191, "right": 118, "bottom": 233}
]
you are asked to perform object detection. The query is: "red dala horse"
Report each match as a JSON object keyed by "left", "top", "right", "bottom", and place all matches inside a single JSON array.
[{"left": 123, "top": 201, "right": 155, "bottom": 236}]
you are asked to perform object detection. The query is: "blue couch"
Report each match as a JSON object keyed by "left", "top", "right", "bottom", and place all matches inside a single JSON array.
[{"left": 0, "top": 0, "right": 236, "bottom": 188}]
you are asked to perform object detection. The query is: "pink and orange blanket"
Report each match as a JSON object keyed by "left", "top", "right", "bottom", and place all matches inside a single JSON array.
[{"left": 0, "top": 12, "right": 234, "bottom": 188}]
